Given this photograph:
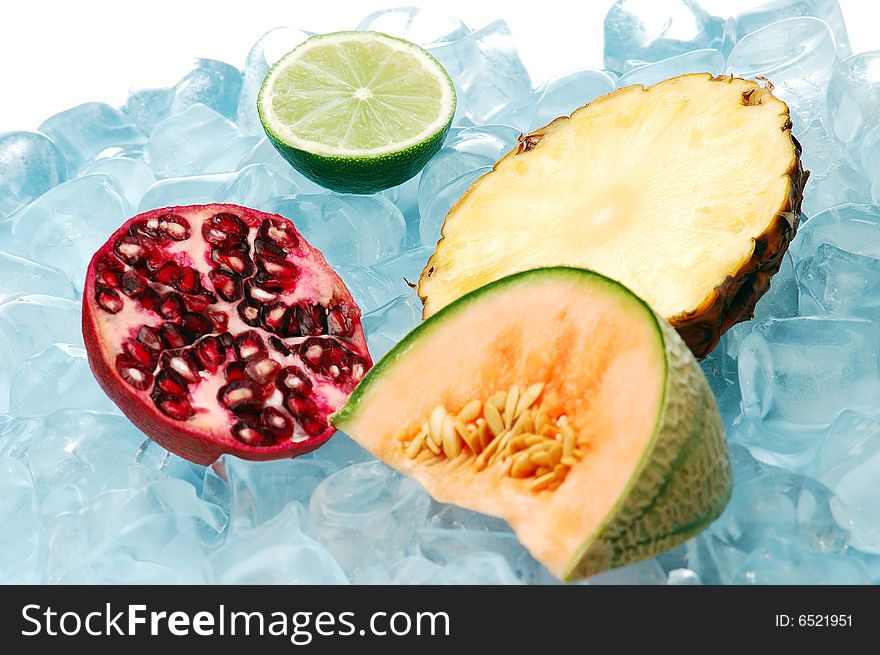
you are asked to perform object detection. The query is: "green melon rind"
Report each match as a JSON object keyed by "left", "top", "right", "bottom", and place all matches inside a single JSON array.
[
  {"left": 331, "top": 267, "right": 732, "bottom": 579},
  {"left": 256, "top": 31, "right": 456, "bottom": 195},
  {"left": 564, "top": 317, "right": 732, "bottom": 580}
]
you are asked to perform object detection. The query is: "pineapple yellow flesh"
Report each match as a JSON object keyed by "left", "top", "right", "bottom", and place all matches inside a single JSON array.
[{"left": 419, "top": 74, "right": 803, "bottom": 340}]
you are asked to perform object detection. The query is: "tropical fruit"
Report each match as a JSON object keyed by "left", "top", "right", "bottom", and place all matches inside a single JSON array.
[
  {"left": 82, "top": 204, "right": 371, "bottom": 465},
  {"left": 258, "top": 31, "right": 456, "bottom": 194},
  {"left": 333, "top": 267, "right": 732, "bottom": 579},
  {"left": 418, "top": 74, "right": 808, "bottom": 357}
]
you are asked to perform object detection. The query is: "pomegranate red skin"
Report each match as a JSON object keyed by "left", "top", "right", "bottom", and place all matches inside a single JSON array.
[{"left": 82, "top": 204, "right": 372, "bottom": 466}]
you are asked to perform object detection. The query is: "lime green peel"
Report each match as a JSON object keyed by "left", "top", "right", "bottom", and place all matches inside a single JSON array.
[{"left": 258, "top": 31, "right": 457, "bottom": 194}]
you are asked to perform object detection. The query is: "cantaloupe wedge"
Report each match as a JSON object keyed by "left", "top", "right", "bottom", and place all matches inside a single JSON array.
[{"left": 333, "top": 268, "right": 731, "bottom": 580}]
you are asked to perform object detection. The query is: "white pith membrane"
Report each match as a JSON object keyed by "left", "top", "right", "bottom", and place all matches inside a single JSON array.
[
  {"left": 258, "top": 31, "right": 456, "bottom": 157},
  {"left": 420, "top": 74, "right": 798, "bottom": 320},
  {"left": 88, "top": 205, "right": 370, "bottom": 450}
]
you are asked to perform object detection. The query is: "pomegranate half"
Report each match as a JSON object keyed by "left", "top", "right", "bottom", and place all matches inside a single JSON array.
[{"left": 82, "top": 203, "right": 372, "bottom": 465}]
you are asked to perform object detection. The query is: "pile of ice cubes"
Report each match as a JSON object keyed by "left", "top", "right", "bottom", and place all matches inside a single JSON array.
[{"left": 1, "top": 1, "right": 879, "bottom": 584}]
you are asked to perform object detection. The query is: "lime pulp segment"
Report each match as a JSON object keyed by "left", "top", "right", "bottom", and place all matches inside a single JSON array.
[{"left": 258, "top": 31, "right": 456, "bottom": 157}]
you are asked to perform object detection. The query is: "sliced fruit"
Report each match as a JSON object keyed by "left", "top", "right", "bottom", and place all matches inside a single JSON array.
[
  {"left": 418, "top": 74, "right": 808, "bottom": 357},
  {"left": 333, "top": 267, "right": 732, "bottom": 580},
  {"left": 82, "top": 204, "right": 371, "bottom": 465},
  {"left": 257, "top": 30, "right": 456, "bottom": 194}
]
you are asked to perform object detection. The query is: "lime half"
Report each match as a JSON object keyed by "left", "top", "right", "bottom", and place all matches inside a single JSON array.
[{"left": 258, "top": 31, "right": 456, "bottom": 194}]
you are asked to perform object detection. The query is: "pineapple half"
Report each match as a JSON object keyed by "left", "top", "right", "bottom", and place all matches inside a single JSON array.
[{"left": 418, "top": 74, "right": 808, "bottom": 357}]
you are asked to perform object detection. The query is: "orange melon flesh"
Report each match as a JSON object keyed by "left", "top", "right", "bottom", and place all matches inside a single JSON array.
[{"left": 332, "top": 268, "right": 731, "bottom": 579}]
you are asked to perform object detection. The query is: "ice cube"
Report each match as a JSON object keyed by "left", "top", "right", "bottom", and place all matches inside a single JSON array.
[
  {"left": 38, "top": 102, "right": 146, "bottom": 172},
  {"left": 238, "top": 27, "right": 313, "bottom": 135},
  {"left": 603, "top": 0, "right": 725, "bottom": 73},
  {"left": 667, "top": 568, "right": 702, "bottom": 584},
  {"left": 138, "top": 164, "right": 284, "bottom": 213},
  {"left": 309, "top": 460, "right": 431, "bottom": 576},
  {"left": 730, "top": 0, "right": 850, "bottom": 60},
  {"left": 738, "top": 316, "right": 880, "bottom": 428},
  {"left": 10, "top": 174, "right": 129, "bottom": 290},
  {"left": 80, "top": 156, "right": 156, "bottom": 208},
  {"left": 726, "top": 17, "right": 836, "bottom": 130},
  {"left": 0, "top": 457, "right": 41, "bottom": 583},
  {"left": 731, "top": 538, "right": 869, "bottom": 584},
  {"left": 122, "top": 87, "right": 174, "bottom": 135},
  {"left": 827, "top": 51, "right": 880, "bottom": 151},
  {"left": 145, "top": 104, "right": 244, "bottom": 178},
  {"left": 795, "top": 125, "right": 870, "bottom": 217},
  {"left": 308, "top": 430, "right": 376, "bottom": 469},
  {"left": 335, "top": 265, "right": 400, "bottom": 314},
  {"left": 0, "top": 131, "right": 68, "bottom": 221},
  {"left": 501, "top": 69, "right": 617, "bottom": 133},
  {"left": 372, "top": 246, "right": 433, "bottom": 297},
  {"left": 420, "top": 166, "right": 492, "bottom": 247},
  {"left": 789, "top": 204, "right": 880, "bottom": 261},
  {"left": 271, "top": 194, "right": 406, "bottom": 267},
  {"left": 0, "top": 410, "right": 147, "bottom": 504},
  {"left": 809, "top": 410, "right": 880, "bottom": 553},
  {"left": 0, "top": 251, "right": 74, "bottom": 301},
  {"left": 418, "top": 149, "right": 495, "bottom": 217},
  {"left": 207, "top": 503, "right": 348, "bottom": 584},
  {"left": 238, "top": 137, "right": 321, "bottom": 191},
  {"left": 170, "top": 59, "right": 242, "bottom": 120},
  {"left": 429, "top": 20, "right": 532, "bottom": 125},
  {"left": 427, "top": 503, "right": 512, "bottom": 533},
  {"left": 797, "top": 243, "right": 880, "bottom": 320},
  {"left": 425, "top": 552, "right": 522, "bottom": 584},
  {"left": 619, "top": 49, "right": 725, "bottom": 87},
  {"left": 586, "top": 559, "right": 668, "bottom": 585},
  {"left": 362, "top": 294, "right": 421, "bottom": 359},
  {"left": 208, "top": 456, "right": 337, "bottom": 533},
  {"left": 357, "top": 7, "right": 470, "bottom": 45},
  {"left": 10, "top": 342, "right": 115, "bottom": 416}
]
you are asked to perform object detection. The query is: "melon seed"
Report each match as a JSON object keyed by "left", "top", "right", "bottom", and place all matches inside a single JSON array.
[
  {"left": 457, "top": 399, "right": 482, "bottom": 422},
  {"left": 503, "top": 385, "right": 520, "bottom": 425},
  {"left": 484, "top": 402, "right": 505, "bottom": 437}
]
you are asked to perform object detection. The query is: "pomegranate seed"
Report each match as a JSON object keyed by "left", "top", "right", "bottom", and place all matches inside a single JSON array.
[
  {"left": 208, "top": 311, "right": 228, "bottom": 332},
  {"left": 293, "top": 303, "right": 326, "bottom": 336},
  {"left": 244, "top": 281, "right": 277, "bottom": 304},
  {"left": 284, "top": 392, "right": 315, "bottom": 417},
  {"left": 268, "top": 336, "right": 292, "bottom": 357},
  {"left": 138, "top": 289, "right": 161, "bottom": 312},
  {"left": 235, "top": 331, "right": 266, "bottom": 359},
  {"left": 218, "top": 381, "right": 261, "bottom": 412},
  {"left": 212, "top": 246, "right": 254, "bottom": 276},
  {"left": 114, "top": 235, "right": 147, "bottom": 265},
  {"left": 261, "top": 407, "right": 293, "bottom": 439},
  {"left": 137, "top": 325, "right": 163, "bottom": 351},
  {"left": 301, "top": 416, "right": 327, "bottom": 436},
  {"left": 253, "top": 238, "right": 285, "bottom": 259},
  {"left": 159, "top": 322, "right": 193, "bottom": 349},
  {"left": 326, "top": 307, "right": 353, "bottom": 338},
  {"left": 209, "top": 269, "right": 241, "bottom": 302},
  {"left": 258, "top": 218, "right": 299, "bottom": 249},
  {"left": 157, "top": 214, "right": 190, "bottom": 240},
  {"left": 276, "top": 366, "right": 312, "bottom": 394},
  {"left": 201, "top": 212, "right": 248, "bottom": 246},
  {"left": 123, "top": 339, "right": 155, "bottom": 366},
  {"left": 158, "top": 292, "right": 186, "bottom": 319},
  {"left": 130, "top": 218, "right": 158, "bottom": 238},
  {"left": 255, "top": 254, "right": 297, "bottom": 280},
  {"left": 96, "top": 288, "right": 123, "bottom": 314},
  {"left": 181, "top": 312, "right": 213, "bottom": 337},
  {"left": 237, "top": 301, "right": 262, "bottom": 327},
  {"left": 155, "top": 369, "right": 188, "bottom": 395},
  {"left": 120, "top": 270, "right": 149, "bottom": 297},
  {"left": 261, "top": 304, "right": 289, "bottom": 333},
  {"left": 255, "top": 272, "right": 298, "bottom": 292},
  {"left": 154, "top": 393, "right": 194, "bottom": 421},
  {"left": 232, "top": 421, "right": 270, "bottom": 446},
  {"left": 154, "top": 261, "right": 181, "bottom": 285},
  {"left": 167, "top": 354, "right": 200, "bottom": 382},
  {"left": 175, "top": 267, "right": 202, "bottom": 293},
  {"left": 97, "top": 257, "right": 123, "bottom": 287},
  {"left": 244, "top": 357, "right": 282, "bottom": 385},
  {"left": 194, "top": 336, "right": 226, "bottom": 371},
  {"left": 225, "top": 361, "right": 247, "bottom": 381},
  {"left": 145, "top": 248, "right": 167, "bottom": 272},
  {"left": 116, "top": 356, "right": 153, "bottom": 390}
]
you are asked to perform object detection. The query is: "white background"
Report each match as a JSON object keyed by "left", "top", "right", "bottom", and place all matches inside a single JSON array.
[{"left": 0, "top": 0, "right": 878, "bottom": 132}]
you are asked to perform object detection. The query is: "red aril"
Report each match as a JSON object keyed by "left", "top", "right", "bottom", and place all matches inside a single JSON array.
[{"left": 82, "top": 204, "right": 372, "bottom": 465}]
